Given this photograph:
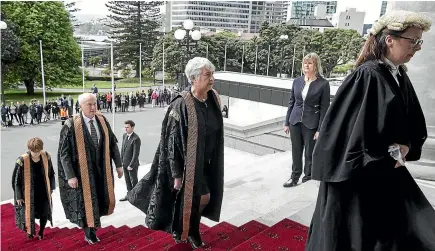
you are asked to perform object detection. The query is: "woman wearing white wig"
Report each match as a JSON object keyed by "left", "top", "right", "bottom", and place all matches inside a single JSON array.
[
  {"left": 128, "top": 57, "right": 224, "bottom": 249},
  {"left": 306, "top": 11, "right": 435, "bottom": 251}
]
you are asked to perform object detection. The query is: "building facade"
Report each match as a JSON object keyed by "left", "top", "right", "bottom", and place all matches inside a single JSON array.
[
  {"left": 290, "top": 1, "right": 337, "bottom": 19},
  {"left": 330, "top": 8, "right": 365, "bottom": 35},
  {"left": 380, "top": 1, "right": 388, "bottom": 17},
  {"left": 164, "top": 1, "right": 289, "bottom": 34}
]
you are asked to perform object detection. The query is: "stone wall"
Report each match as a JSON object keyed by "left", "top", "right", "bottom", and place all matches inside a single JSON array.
[{"left": 388, "top": 2, "right": 435, "bottom": 126}]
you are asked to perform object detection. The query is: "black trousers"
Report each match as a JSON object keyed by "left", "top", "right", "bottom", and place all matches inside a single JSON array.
[
  {"left": 289, "top": 122, "right": 317, "bottom": 182},
  {"left": 123, "top": 166, "right": 138, "bottom": 192}
]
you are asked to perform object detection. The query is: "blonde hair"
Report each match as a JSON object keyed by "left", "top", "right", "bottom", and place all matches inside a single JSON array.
[
  {"left": 27, "top": 137, "right": 44, "bottom": 152},
  {"left": 302, "top": 53, "right": 323, "bottom": 77}
]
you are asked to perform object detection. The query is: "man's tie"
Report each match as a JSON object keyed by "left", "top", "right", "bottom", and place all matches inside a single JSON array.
[{"left": 89, "top": 120, "right": 98, "bottom": 147}]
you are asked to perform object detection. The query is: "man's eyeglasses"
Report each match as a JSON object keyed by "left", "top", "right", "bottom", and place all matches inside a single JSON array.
[{"left": 396, "top": 35, "right": 424, "bottom": 47}]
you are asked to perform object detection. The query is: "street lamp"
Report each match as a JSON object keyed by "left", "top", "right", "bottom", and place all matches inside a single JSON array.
[
  {"left": 174, "top": 19, "right": 201, "bottom": 90},
  {"left": 279, "top": 34, "right": 288, "bottom": 78},
  {"left": 0, "top": 21, "right": 8, "bottom": 105}
]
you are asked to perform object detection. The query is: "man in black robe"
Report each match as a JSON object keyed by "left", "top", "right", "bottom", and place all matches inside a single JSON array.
[{"left": 57, "top": 93, "right": 123, "bottom": 245}]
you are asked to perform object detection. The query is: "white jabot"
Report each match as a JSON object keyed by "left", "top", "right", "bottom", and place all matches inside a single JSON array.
[
  {"left": 83, "top": 115, "right": 101, "bottom": 142},
  {"left": 383, "top": 58, "right": 400, "bottom": 86}
]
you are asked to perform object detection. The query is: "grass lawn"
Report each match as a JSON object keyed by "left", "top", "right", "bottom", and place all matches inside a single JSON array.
[{"left": 4, "top": 90, "right": 82, "bottom": 105}]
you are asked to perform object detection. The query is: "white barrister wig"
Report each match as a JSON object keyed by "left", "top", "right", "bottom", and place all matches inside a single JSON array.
[{"left": 368, "top": 10, "right": 432, "bottom": 36}]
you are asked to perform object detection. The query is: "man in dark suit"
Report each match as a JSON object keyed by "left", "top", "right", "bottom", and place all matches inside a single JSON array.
[{"left": 120, "top": 120, "right": 141, "bottom": 201}]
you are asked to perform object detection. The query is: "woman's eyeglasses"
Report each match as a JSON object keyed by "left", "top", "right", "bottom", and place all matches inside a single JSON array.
[{"left": 396, "top": 35, "right": 424, "bottom": 47}]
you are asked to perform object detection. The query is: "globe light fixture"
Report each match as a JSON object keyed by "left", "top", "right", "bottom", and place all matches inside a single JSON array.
[
  {"left": 183, "top": 19, "right": 194, "bottom": 30},
  {"left": 280, "top": 34, "right": 288, "bottom": 40},
  {"left": 191, "top": 30, "right": 201, "bottom": 41},
  {"left": 174, "top": 29, "right": 186, "bottom": 40},
  {"left": 0, "top": 21, "right": 7, "bottom": 30}
]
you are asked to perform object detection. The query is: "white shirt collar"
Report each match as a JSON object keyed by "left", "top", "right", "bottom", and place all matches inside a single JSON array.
[
  {"left": 382, "top": 58, "right": 401, "bottom": 77},
  {"left": 83, "top": 114, "right": 96, "bottom": 124},
  {"left": 127, "top": 132, "right": 133, "bottom": 138}
]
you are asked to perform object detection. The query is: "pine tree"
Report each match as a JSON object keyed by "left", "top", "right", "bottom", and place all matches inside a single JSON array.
[{"left": 106, "top": 1, "right": 163, "bottom": 78}]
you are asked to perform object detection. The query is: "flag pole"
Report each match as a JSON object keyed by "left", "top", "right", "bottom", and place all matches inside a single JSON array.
[
  {"left": 111, "top": 42, "right": 115, "bottom": 129},
  {"left": 81, "top": 42, "right": 85, "bottom": 93},
  {"left": 39, "top": 40, "right": 46, "bottom": 105},
  {"left": 254, "top": 45, "right": 258, "bottom": 74},
  {"left": 139, "top": 42, "right": 142, "bottom": 91},
  {"left": 266, "top": 44, "right": 271, "bottom": 76}
]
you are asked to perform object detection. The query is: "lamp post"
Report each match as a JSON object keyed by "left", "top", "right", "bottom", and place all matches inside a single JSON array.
[
  {"left": 174, "top": 19, "right": 201, "bottom": 90},
  {"left": 0, "top": 21, "right": 7, "bottom": 105},
  {"left": 279, "top": 34, "right": 288, "bottom": 78}
]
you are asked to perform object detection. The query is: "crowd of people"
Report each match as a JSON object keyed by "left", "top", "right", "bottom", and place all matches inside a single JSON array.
[
  {"left": 9, "top": 11, "right": 435, "bottom": 251},
  {"left": 1, "top": 95, "right": 74, "bottom": 127}
]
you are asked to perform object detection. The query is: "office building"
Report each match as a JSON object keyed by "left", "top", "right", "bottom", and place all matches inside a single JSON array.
[
  {"left": 329, "top": 8, "right": 365, "bottom": 35},
  {"left": 290, "top": 1, "right": 337, "bottom": 19},
  {"left": 164, "top": 1, "right": 289, "bottom": 34},
  {"left": 380, "top": 1, "right": 388, "bottom": 17}
]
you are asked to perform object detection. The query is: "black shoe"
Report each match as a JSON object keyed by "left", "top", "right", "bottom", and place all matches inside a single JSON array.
[
  {"left": 38, "top": 233, "right": 44, "bottom": 240},
  {"left": 27, "top": 233, "right": 34, "bottom": 239},
  {"left": 283, "top": 179, "right": 298, "bottom": 188},
  {"left": 172, "top": 232, "right": 182, "bottom": 243},
  {"left": 84, "top": 236, "right": 98, "bottom": 245},
  {"left": 187, "top": 235, "right": 205, "bottom": 249},
  {"left": 119, "top": 196, "right": 128, "bottom": 202},
  {"left": 302, "top": 177, "right": 311, "bottom": 183}
]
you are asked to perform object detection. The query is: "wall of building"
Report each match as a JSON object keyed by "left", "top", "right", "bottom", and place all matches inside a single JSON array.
[
  {"left": 165, "top": 1, "right": 288, "bottom": 34},
  {"left": 387, "top": 1, "right": 435, "bottom": 127},
  {"left": 290, "top": 1, "right": 337, "bottom": 19},
  {"left": 336, "top": 8, "right": 365, "bottom": 34}
]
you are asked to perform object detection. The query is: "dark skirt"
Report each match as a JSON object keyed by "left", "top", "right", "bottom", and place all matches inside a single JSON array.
[{"left": 306, "top": 167, "right": 435, "bottom": 251}]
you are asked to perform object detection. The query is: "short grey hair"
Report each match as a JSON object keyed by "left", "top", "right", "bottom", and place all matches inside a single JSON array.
[
  {"left": 184, "top": 57, "right": 216, "bottom": 83},
  {"left": 302, "top": 52, "right": 323, "bottom": 77},
  {"left": 78, "top": 93, "right": 97, "bottom": 105}
]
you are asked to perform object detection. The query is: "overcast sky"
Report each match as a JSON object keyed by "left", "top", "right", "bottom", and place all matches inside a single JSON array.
[{"left": 75, "top": 0, "right": 384, "bottom": 24}]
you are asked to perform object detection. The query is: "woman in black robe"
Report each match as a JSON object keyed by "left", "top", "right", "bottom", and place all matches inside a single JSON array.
[
  {"left": 306, "top": 11, "right": 435, "bottom": 251},
  {"left": 12, "top": 137, "right": 55, "bottom": 240},
  {"left": 128, "top": 57, "right": 224, "bottom": 249}
]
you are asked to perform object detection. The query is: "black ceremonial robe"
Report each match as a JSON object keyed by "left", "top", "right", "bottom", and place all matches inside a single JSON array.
[
  {"left": 57, "top": 113, "right": 122, "bottom": 228},
  {"left": 12, "top": 151, "right": 55, "bottom": 235},
  {"left": 128, "top": 90, "right": 224, "bottom": 240},
  {"left": 306, "top": 60, "right": 435, "bottom": 251}
]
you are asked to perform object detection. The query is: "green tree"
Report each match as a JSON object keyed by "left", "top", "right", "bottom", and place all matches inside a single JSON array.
[
  {"left": 307, "top": 28, "right": 364, "bottom": 77},
  {"left": 88, "top": 56, "right": 102, "bottom": 67},
  {"left": 1, "top": 13, "right": 21, "bottom": 78},
  {"left": 106, "top": 1, "right": 163, "bottom": 78},
  {"left": 3, "top": 1, "right": 81, "bottom": 94}
]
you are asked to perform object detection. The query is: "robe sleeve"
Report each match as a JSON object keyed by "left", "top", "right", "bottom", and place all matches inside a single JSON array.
[
  {"left": 166, "top": 99, "right": 186, "bottom": 179},
  {"left": 312, "top": 65, "right": 397, "bottom": 182},
  {"left": 13, "top": 157, "right": 24, "bottom": 201},
  {"left": 285, "top": 80, "right": 296, "bottom": 126},
  {"left": 59, "top": 122, "right": 76, "bottom": 180},
  {"left": 405, "top": 81, "right": 428, "bottom": 161}
]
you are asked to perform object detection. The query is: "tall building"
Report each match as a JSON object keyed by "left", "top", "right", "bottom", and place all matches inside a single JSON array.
[
  {"left": 290, "top": 1, "right": 337, "bottom": 19},
  {"left": 334, "top": 8, "right": 365, "bottom": 35},
  {"left": 380, "top": 1, "right": 388, "bottom": 17},
  {"left": 164, "top": 1, "right": 289, "bottom": 34}
]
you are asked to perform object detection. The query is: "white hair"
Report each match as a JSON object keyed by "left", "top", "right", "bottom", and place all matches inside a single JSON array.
[
  {"left": 184, "top": 57, "right": 216, "bottom": 83},
  {"left": 78, "top": 93, "right": 97, "bottom": 105}
]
